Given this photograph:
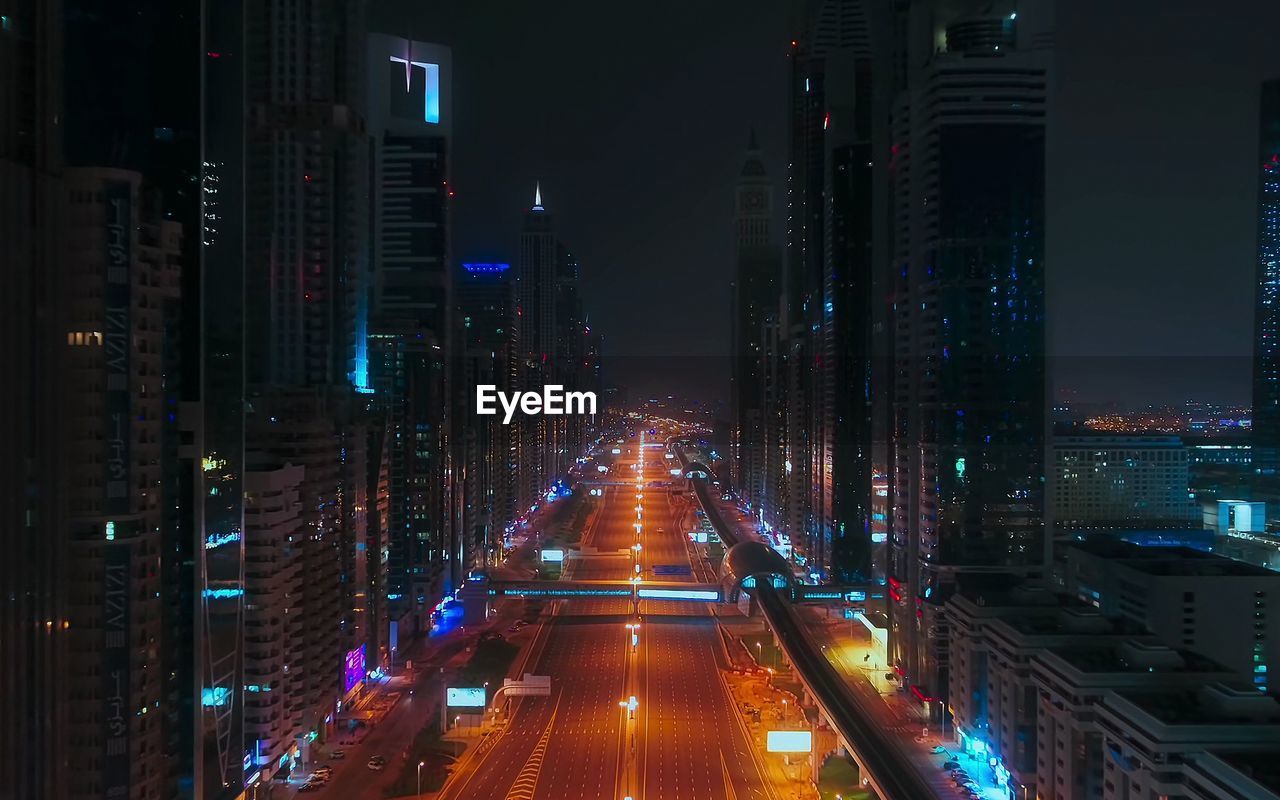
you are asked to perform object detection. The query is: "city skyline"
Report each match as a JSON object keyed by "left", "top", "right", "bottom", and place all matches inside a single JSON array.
[
  {"left": 8, "top": 2, "right": 1280, "bottom": 800},
  {"left": 377, "top": 0, "right": 1280, "bottom": 406}
]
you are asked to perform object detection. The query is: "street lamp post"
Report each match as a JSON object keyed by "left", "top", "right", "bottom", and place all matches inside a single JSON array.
[{"left": 417, "top": 760, "right": 425, "bottom": 797}]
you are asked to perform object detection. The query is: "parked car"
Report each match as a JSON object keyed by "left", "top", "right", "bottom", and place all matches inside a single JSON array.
[
  {"left": 931, "top": 745, "right": 947, "bottom": 754},
  {"left": 942, "top": 760, "right": 960, "bottom": 770},
  {"left": 480, "top": 631, "right": 504, "bottom": 643}
]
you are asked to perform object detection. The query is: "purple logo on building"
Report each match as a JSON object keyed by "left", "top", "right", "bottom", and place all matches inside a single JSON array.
[{"left": 343, "top": 644, "right": 366, "bottom": 693}]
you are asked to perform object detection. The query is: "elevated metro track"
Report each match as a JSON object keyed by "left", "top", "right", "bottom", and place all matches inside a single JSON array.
[{"left": 680, "top": 450, "right": 936, "bottom": 800}]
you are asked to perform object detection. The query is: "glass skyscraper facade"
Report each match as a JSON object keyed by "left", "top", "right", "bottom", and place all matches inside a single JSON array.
[{"left": 1253, "top": 80, "right": 1280, "bottom": 481}]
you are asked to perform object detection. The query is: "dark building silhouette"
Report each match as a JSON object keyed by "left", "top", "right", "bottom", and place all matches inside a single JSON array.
[
  {"left": 888, "top": 0, "right": 1053, "bottom": 711},
  {"left": 730, "top": 132, "right": 781, "bottom": 519},
  {"left": 1253, "top": 80, "right": 1280, "bottom": 487}
]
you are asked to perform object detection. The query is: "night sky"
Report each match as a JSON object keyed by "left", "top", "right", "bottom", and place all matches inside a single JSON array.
[{"left": 375, "top": 0, "right": 1280, "bottom": 407}]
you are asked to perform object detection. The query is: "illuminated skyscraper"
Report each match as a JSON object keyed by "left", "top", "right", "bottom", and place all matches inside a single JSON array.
[
  {"left": 458, "top": 262, "right": 518, "bottom": 563},
  {"left": 1252, "top": 80, "right": 1280, "bottom": 483},
  {"left": 365, "top": 35, "right": 459, "bottom": 640},
  {"left": 513, "top": 187, "right": 593, "bottom": 513},
  {"left": 516, "top": 186, "right": 559, "bottom": 512},
  {"left": 243, "top": 0, "right": 369, "bottom": 390},
  {"left": 782, "top": 0, "right": 890, "bottom": 583},
  {"left": 888, "top": 0, "right": 1053, "bottom": 710}
]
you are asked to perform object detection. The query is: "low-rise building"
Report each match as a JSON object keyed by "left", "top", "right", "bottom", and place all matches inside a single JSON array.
[
  {"left": 1096, "top": 685, "right": 1280, "bottom": 800},
  {"left": 948, "top": 585, "right": 1146, "bottom": 796},
  {"left": 1033, "top": 641, "right": 1234, "bottom": 800},
  {"left": 1052, "top": 436, "right": 1200, "bottom": 535},
  {"left": 1061, "top": 538, "right": 1280, "bottom": 692}
]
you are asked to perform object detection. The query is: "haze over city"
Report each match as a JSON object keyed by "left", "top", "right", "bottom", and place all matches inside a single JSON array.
[{"left": 8, "top": 2, "right": 1280, "bottom": 800}]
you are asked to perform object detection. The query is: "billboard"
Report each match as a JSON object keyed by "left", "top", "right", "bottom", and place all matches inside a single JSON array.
[
  {"left": 446, "top": 687, "right": 486, "bottom": 707},
  {"left": 766, "top": 730, "right": 813, "bottom": 753},
  {"left": 638, "top": 588, "right": 719, "bottom": 601},
  {"left": 541, "top": 549, "right": 565, "bottom": 563},
  {"left": 343, "top": 644, "right": 366, "bottom": 693}
]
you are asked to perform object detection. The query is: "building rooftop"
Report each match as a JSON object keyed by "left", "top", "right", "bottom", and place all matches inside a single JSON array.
[
  {"left": 1054, "top": 434, "right": 1187, "bottom": 447},
  {"left": 996, "top": 608, "right": 1121, "bottom": 637},
  {"left": 1116, "top": 685, "right": 1280, "bottom": 726},
  {"left": 1068, "top": 537, "right": 1277, "bottom": 578},
  {"left": 1210, "top": 750, "right": 1280, "bottom": 794},
  {"left": 1048, "top": 642, "right": 1226, "bottom": 675}
]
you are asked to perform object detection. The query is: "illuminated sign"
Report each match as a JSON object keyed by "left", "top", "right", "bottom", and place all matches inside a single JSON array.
[
  {"left": 541, "top": 549, "right": 565, "bottom": 563},
  {"left": 638, "top": 588, "right": 719, "bottom": 601},
  {"left": 446, "top": 687, "right": 486, "bottom": 707},
  {"left": 495, "top": 587, "right": 634, "bottom": 598},
  {"left": 463, "top": 262, "right": 510, "bottom": 273},
  {"left": 388, "top": 55, "right": 440, "bottom": 123},
  {"left": 612, "top": 448, "right": 622, "bottom": 455},
  {"left": 766, "top": 730, "right": 812, "bottom": 753},
  {"left": 343, "top": 644, "right": 366, "bottom": 693}
]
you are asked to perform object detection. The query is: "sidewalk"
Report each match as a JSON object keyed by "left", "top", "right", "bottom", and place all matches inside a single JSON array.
[
  {"left": 797, "top": 607, "right": 1000, "bottom": 800},
  {"left": 701, "top": 496, "right": 993, "bottom": 799}
]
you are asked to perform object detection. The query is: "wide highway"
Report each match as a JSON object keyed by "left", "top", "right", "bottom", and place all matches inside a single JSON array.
[{"left": 438, "top": 429, "right": 777, "bottom": 800}]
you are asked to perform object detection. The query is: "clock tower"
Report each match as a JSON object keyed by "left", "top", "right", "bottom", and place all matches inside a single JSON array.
[
  {"left": 730, "top": 129, "right": 781, "bottom": 514},
  {"left": 735, "top": 129, "right": 774, "bottom": 252}
]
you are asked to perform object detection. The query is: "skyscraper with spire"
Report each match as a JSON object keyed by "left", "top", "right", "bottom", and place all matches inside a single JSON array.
[
  {"left": 515, "top": 184, "right": 557, "bottom": 511},
  {"left": 513, "top": 184, "right": 593, "bottom": 513}
]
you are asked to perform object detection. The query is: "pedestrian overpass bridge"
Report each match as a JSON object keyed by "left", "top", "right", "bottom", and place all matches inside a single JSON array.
[{"left": 471, "top": 572, "right": 870, "bottom": 605}]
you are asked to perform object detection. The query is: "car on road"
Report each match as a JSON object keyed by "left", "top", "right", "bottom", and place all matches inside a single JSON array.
[
  {"left": 298, "top": 783, "right": 319, "bottom": 793},
  {"left": 367, "top": 757, "right": 386, "bottom": 771},
  {"left": 479, "top": 631, "right": 504, "bottom": 642},
  {"left": 942, "top": 759, "right": 960, "bottom": 770},
  {"left": 330, "top": 750, "right": 346, "bottom": 760},
  {"left": 931, "top": 745, "right": 947, "bottom": 754}
]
